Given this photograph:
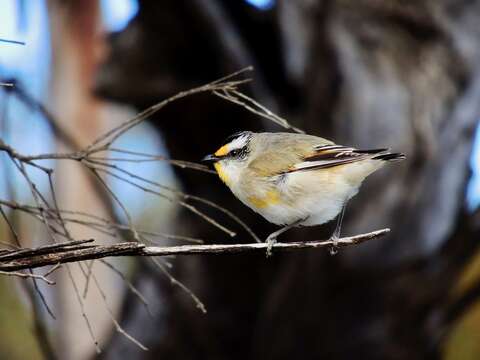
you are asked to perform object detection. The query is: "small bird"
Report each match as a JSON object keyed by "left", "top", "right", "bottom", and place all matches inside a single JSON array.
[{"left": 203, "top": 131, "right": 405, "bottom": 256}]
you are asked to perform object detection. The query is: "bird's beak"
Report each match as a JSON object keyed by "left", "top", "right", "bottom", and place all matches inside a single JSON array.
[{"left": 202, "top": 154, "right": 220, "bottom": 163}]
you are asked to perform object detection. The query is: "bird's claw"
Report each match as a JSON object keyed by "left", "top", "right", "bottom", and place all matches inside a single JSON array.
[
  {"left": 329, "top": 235, "right": 339, "bottom": 256},
  {"left": 266, "top": 236, "right": 276, "bottom": 258}
]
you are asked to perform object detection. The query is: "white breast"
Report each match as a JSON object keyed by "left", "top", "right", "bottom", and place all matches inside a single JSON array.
[{"left": 235, "top": 160, "right": 384, "bottom": 226}]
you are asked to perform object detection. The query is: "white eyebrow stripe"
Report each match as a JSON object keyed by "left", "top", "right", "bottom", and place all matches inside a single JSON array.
[{"left": 228, "top": 134, "right": 250, "bottom": 151}]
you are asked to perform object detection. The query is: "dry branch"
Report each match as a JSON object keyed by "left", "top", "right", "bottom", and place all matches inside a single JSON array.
[{"left": 0, "top": 229, "right": 389, "bottom": 272}]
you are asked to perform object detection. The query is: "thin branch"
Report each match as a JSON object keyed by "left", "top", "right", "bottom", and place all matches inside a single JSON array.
[
  {"left": 0, "top": 270, "right": 55, "bottom": 285},
  {"left": 0, "top": 136, "right": 58, "bottom": 359},
  {"left": 88, "top": 167, "right": 141, "bottom": 241},
  {"left": 0, "top": 38, "right": 26, "bottom": 45},
  {"left": 10, "top": 158, "right": 57, "bottom": 318},
  {"left": 0, "top": 199, "right": 205, "bottom": 244},
  {"left": 0, "top": 229, "right": 390, "bottom": 272},
  {"left": 0, "top": 204, "right": 21, "bottom": 247},
  {"left": 43, "top": 263, "right": 62, "bottom": 277},
  {"left": 151, "top": 258, "right": 207, "bottom": 313},
  {"left": 85, "top": 162, "right": 237, "bottom": 238},
  {"left": 83, "top": 156, "right": 259, "bottom": 241},
  {"left": 64, "top": 264, "right": 101, "bottom": 353},
  {"left": 21, "top": 281, "right": 59, "bottom": 360},
  {"left": 89, "top": 270, "right": 148, "bottom": 350},
  {"left": 214, "top": 89, "right": 304, "bottom": 133},
  {"left": 100, "top": 259, "right": 153, "bottom": 316},
  {"left": 100, "top": 147, "right": 216, "bottom": 174},
  {"left": 82, "top": 260, "right": 96, "bottom": 298},
  {"left": 85, "top": 78, "right": 252, "bottom": 152}
]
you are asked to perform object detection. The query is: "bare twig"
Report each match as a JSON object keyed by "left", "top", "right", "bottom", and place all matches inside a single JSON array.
[
  {"left": 64, "top": 264, "right": 101, "bottom": 353},
  {"left": 21, "top": 281, "right": 59, "bottom": 360},
  {"left": 82, "top": 260, "right": 96, "bottom": 298},
  {"left": 0, "top": 199, "right": 205, "bottom": 244},
  {"left": 0, "top": 229, "right": 390, "bottom": 272},
  {"left": 85, "top": 161, "right": 237, "bottom": 237},
  {"left": 90, "top": 270, "right": 148, "bottom": 350},
  {"left": 83, "top": 155, "right": 259, "bottom": 241},
  {"left": 151, "top": 258, "right": 207, "bottom": 313},
  {"left": 0, "top": 204, "right": 21, "bottom": 247},
  {"left": 214, "top": 89, "right": 304, "bottom": 133},
  {"left": 100, "top": 259, "right": 153, "bottom": 316},
  {"left": 0, "top": 270, "right": 55, "bottom": 285},
  {"left": 0, "top": 38, "right": 26, "bottom": 45},
  {"left": 101, "top": 147, "right": 216, "bottom": 174},
  {"left": 43, "top": 263, "right": 62, "bottom": 277},
  {"left": 88, "top": 167, "right": 141, "bottom": 241},
  {"left": 10, "top": 158, "right": 57, "bottom": 318},
  {"left": 0, "top": 113, "right": 58, "bottom": 358}
]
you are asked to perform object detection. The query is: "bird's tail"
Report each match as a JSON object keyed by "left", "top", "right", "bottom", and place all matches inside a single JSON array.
[{"left": 372, "top": 152, "right": 406, "bottom": 162}]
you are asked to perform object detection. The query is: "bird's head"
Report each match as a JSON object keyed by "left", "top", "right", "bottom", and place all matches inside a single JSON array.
[{"left": 202, "top": 131, "right": 253, "bottom": 186}]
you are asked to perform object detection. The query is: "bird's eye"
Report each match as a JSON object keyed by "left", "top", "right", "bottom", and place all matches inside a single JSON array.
[{"left": 230, "top": 149, "right": 240, "bottom": 157}]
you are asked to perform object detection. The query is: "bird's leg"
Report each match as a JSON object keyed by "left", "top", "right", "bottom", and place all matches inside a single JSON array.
[
  {"left": 266, "top": 218, "right": 306, "bottom": 257},
  {"left": 329, "top": 202, "right": 347, "bottom": 255}
]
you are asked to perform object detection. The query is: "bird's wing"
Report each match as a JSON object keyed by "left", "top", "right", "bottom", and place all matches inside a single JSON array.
[
  {"left": 247, "top": 132, "right": 389, "bottom": 177},
  {"left": 284, "top": 144, "right": 389, "bottom": 173},
  {"left": 247, "top": 135, "right": 333, "bottom": 177}
]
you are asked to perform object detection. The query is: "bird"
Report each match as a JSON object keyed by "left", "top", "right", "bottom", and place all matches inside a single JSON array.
[{"left": 202, "top": 131, "right": 405, "bottom": 256}]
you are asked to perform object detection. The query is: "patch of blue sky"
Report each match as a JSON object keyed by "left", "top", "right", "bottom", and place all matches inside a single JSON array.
[
  {"left": 0, "top": 0, "right": 51, "bottom": 92},
  {"left": 467, "top": 124, "right": 480, "bottom": 211},
  {"left": 0, "top": 92, "right": 55, "bottom": 204},
  {"left": 100, "top": 0, "right": 138, "bottom": 32},
  {"left": 107, "top": 121, "right": 178, "bottom": 222},
  {"left": 245, "top": 0, "right": 275, "bottom": 10},
  {"left": 0, "top": 0, "right": 53, "bottom": 204}
]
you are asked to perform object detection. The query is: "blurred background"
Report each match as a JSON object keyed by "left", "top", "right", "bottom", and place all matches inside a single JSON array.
[{"left": 1, "top": 0, "right": 480, "bottom": 359}]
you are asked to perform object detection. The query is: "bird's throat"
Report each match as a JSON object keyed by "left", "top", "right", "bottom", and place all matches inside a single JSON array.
[{"left": 214, "top": 162, "right": 230, "bottom": 186}]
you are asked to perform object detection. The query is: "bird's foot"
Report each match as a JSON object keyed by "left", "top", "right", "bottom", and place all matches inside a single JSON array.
[
  {"left": 329, "top": 234, "right": 339, "bottom": 256},
  {"left": 266, "top": 235, "right": 277, "bottom": 258}
]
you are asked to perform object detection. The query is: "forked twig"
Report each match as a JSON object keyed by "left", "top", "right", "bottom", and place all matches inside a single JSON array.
[{"left": 0, "top": 270, "right": 55, "bottom": 285}]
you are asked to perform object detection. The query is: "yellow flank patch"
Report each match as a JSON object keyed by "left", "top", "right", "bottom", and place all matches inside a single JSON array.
[
  {"left": 214, "top": 162, "right": 230, "bottom": 185},
  {"left": 248, "top": 190, "right": 280, "bottom": 209},
  {"left": 215, "top": 145, "right": 229, "bottom": 157}
]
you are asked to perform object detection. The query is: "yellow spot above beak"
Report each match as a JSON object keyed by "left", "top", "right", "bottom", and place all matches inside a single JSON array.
[
  {"left": 248, "top": 190, "right": 280, "bottom": 209},
  {"left": 214, "top": 162, "right": 230, "bottom": 186},
  {"left": 214, "top": 145, "right": 229, "bottom": 157}
]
